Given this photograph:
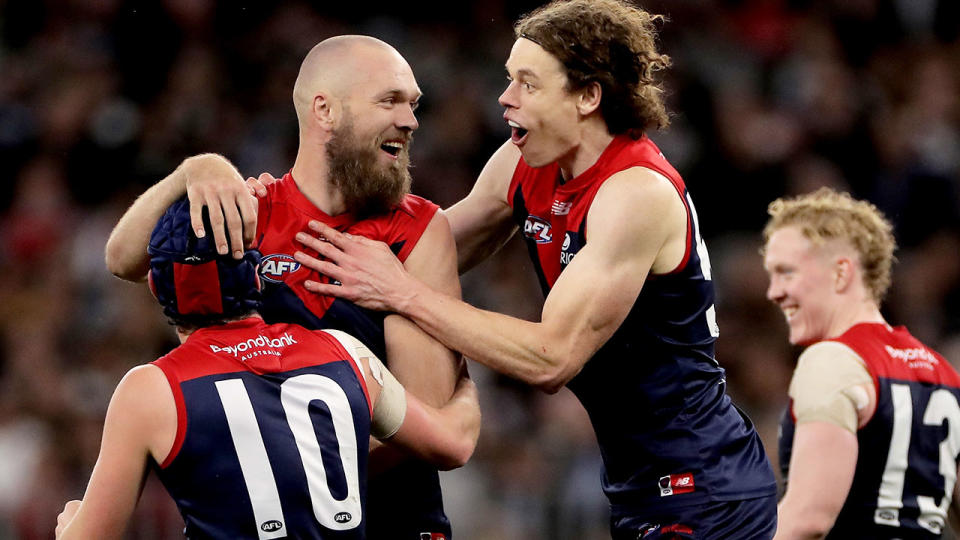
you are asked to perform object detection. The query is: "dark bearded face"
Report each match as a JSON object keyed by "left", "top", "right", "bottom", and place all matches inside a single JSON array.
[{"left": 326, "top": 114, "right": 412, "bottom": 218}]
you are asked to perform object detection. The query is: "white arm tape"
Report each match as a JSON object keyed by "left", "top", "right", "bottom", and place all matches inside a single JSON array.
[
  {"left": 321, "top": 329, "right": 407, "bottom": 439},
  {"left": 369, "top": 356, "right": 407, "bottom": 440}
]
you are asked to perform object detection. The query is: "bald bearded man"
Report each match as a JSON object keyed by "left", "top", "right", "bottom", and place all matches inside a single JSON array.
[{"left": 105, "top": 36, "right": 477, "bottom": 539}]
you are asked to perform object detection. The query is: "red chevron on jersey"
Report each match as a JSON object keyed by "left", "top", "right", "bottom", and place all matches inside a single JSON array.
[{"left": 254, "top": 172, "right": 439, "bottom": 320}]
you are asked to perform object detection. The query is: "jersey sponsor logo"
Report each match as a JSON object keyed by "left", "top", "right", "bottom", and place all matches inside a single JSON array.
[
  {"left": 551, "top": 200, "right": 572, "bottom": 216},
  {"left": 260, "top": 520, "right": 283, "bottom": 532},
  {"left": 885, "top": 345, "right": 940, "bottom": 370},
  {"left": 658, "top": 473, "right": 695, "bottom": 497},
  {"left": 560, "top": 232, "right": 576, "bottom": 265},
  {"left": 334, "top": 512, "right": 352, "bottom": 524},
  {"left": 523, "top": 215, "right": 552, "bottom": 244},
  {"left": 420, "top": 534, "right": 447, "bottom": 540},
  {"left": 260, "top": 254, "right": 302, "bottom": 283},
  {"left": 209, "top": 333, "right": 298, "bottom": 360}
]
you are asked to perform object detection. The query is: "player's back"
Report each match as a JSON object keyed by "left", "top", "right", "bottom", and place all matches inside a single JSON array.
[{"left": 152, "top": 318, "right": 373, "bottom": 539}]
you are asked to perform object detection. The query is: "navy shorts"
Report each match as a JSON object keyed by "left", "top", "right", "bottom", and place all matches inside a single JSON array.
[{"left": 610, "top": 494, "right": 777, "bottom": 540}]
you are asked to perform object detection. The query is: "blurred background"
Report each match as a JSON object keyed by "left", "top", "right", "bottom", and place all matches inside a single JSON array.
[{"left": 1, "top": 0, "right": 959, "bottom": 538}]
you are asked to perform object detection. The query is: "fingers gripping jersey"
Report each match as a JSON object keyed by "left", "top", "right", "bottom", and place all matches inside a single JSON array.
[
  {"left": 152, "top": 319, "right": 373, "bottom": 539},
  {"left": 507, "top": 135, "right": 776, "bottom": 512},
  {"left": 779, "top": 323, "right": 960, "bottom": 538},
  {"left": 253, "top": 174, "right": 450, "bottom": 537}
]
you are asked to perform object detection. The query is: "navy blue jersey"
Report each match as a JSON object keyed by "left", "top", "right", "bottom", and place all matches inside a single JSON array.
[
  {"left": 780, "top": 323, "right": 960, "bottom": 538},
  {"left": 152, "top": 318, "right": 374, "bottom": 539},
  {"left": 507, "top": 134, "right": 776, "bottom": 512},
  {"left": 253, "top": 174, "right": 450, "bottom": 538}
]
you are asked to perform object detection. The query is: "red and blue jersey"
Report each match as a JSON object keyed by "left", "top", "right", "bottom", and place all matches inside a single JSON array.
[
  {"left": 507, "top": 134, "right": 776, "bottom": 512},
  {"left": 152, "top": 318, "right": 373, "bottom": 539},
  {"left": 780, "top": 323, "right": 960, "bottom": 538},
  {"left": 253, "top": 174, "right": 449, "bottom": 537}
]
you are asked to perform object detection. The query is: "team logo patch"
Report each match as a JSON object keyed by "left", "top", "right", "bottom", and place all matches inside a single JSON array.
[
  {"left": 523, "top": 215, "right": 553, "bottom": 244},
  {"left": 419, "top": 534, "right": 446, "bottom": 540},
  {"left": 658, "top": 473, "right": 695, "bottom": 497},
  {"left": 259, "top": 254, "right": 301, "bottom": 283}
]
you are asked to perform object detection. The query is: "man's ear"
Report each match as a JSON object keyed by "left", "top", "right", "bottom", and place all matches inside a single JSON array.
[
  {"left": 834, "top": 257, "right": 855, "bottom": 293},
  {"left": 577, "top": 81, "right": 602, "bottom": 116},
  {"left": 313, "top": 93, "right": 338, "bottom": 130}
]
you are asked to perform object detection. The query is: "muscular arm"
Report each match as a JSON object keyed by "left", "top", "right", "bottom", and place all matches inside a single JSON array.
[
  {"left": 297, "top": 168, "right": 686, "bottom": 393},
  {"left": 370, "top": 211, "right": 476, "bottom": 474},
  {"left": 104, "top": 153, "right": 257, "bottom": 281},
  {"left": 444, "top": 140, "right": 520, "bottom": 274},
  {"left": 57, "top": 366, "right": 175, "bottom": 539}
]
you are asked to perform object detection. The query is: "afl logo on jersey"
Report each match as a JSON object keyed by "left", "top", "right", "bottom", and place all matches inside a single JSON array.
[
  {"left": 259, "top": 254, "right": 301, "bottom": 283},
  {"left": 260, "top": 520, "right": 283, "bottom": 532},
  {"left": 523, "top": 215, "right": 553, "bottom": 244},
  {"left": 334, "top": 512, "right": 352, "bottom": 523}
]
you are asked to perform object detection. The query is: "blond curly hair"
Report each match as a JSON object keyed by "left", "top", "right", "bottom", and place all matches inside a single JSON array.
[
  {"left": 515, "top": 0, "right": 671, "bottom": 136},
  {"left": 763, "top": 187, "right": 897, "bottom": 303}
]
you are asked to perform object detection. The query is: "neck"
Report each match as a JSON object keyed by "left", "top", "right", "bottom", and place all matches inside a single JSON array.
[
  {"left": 558, "top": 121, "right": 615, "bottom": 181},
  {"left": 291, "top": 136, "right": 348, "bottom": 216},
  {"left": 827, "top": 298, "right": 887, "bottom": 339}
]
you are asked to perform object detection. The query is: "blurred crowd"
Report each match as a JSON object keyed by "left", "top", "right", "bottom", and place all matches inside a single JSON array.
[{"left": 1, "top": 0, "right": 959, "bottom": 538}]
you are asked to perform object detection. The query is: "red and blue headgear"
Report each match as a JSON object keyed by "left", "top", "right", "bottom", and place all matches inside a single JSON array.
[{"left": 148, "top": 197, "right": 262, "bottom": 326}]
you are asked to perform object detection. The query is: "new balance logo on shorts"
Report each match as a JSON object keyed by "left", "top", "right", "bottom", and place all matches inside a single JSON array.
[{"left": 658, "top": 473, "right": 695, "bottom": 497}]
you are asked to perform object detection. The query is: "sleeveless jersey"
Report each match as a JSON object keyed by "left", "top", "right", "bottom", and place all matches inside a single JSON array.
[
  {"left": 254, "top": 173, "right": 449, "bottom": 537},
  {"left": 507, "top": 134, "right": 776, "bottom": 511},
  {"left": 152, "top": 318, "right": 373, "bottom": 539},
  {"left": 779, "top": 323, "right": 960, "bottom": 538}
]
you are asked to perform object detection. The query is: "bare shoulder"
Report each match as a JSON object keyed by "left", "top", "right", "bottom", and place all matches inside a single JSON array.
[
  {"left": 474, "top": 140, "right": 522, "bottom": 196},
  {"left": 590, "top": 166, "right": 685, "bottom": 236},
  {"left": 798, "top": 341, "right": 866, "bottom": 369},
  {"left": 115, "top": 364, "right": 170, "bottom": 403}
]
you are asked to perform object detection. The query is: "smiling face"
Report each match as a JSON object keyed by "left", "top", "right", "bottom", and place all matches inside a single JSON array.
[
  {"left": 322, "top": 43, "right": 420, "bottom": 216},
  {"left": 763, "top": 226, "right": 845, "bottom": 346},
  {"left": 499, "top": 38, "right": 584, "bottom": 168},
  {"left": 337, "top": 44, "right": 421, "bottom": 172}
]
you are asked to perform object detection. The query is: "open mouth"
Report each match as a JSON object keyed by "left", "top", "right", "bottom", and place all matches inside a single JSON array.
[
  {"left": 380, "top": 141, "right": 403, "bottom": 157},
  {"left": 507, "top": 120, "right": 528, "bottom": 144}
]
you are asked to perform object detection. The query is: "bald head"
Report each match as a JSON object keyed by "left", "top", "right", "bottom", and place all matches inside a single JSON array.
[{"left": 292, "top": 35, "right": 416, "bottom": 128}]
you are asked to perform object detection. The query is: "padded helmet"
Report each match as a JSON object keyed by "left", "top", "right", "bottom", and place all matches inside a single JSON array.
[{"left": 148, "top": 197, "right": 262, "bottom": 325}]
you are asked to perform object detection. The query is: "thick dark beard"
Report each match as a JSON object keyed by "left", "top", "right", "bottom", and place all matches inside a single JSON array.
[{"left": 326, "top": 121, "right": 412, "bottom": 218}]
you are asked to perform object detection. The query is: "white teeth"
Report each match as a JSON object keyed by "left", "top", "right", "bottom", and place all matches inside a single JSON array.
[
  {"left": 383, "top": 141, "right": 403, "bottom": 148},
  {"left": 507, "top": 120, "right": 521, "bottom": 128},
  {"left": 784, "top": 307, "right": 798, "bottom": 319}
]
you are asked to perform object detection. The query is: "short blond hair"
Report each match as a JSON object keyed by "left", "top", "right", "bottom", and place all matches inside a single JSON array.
[{"left": 763, "top": 187, "right": 897, "bottom": 303}]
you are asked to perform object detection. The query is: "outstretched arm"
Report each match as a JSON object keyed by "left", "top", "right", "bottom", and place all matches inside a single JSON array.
[
  {"left": 105, "top": 154, "right": 260, "bottom": 281},
  {"left": 296, "top": 168, "right": 685, "bottom": 392}
]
